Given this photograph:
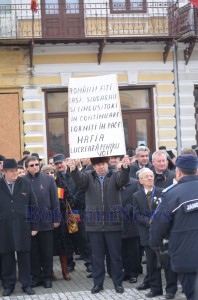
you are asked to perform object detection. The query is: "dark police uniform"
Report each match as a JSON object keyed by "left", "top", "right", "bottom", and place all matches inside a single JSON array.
[{"left": 150, "top": 175, "right": 198, "bottom": 300}]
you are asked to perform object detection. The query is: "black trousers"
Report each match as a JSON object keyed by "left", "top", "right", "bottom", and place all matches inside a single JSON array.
[
  {"left": 144, "top": 246, "right": 162, "bottom": 294},
  {"left": 1, "top": 251, "right": 31, "bottom": 289},
  {"left": 30, "top": 230, "right": 54, "bottom": 281},
  {"left": 178, "top": 272, "right": 197, "bottom": 300},
  {"left": 122, "top": 237, "right": 140, "bottom": 278},
  {"left": 88, "top": 231, "right": 123, "bottom": 287},
  {"left": 161, "top": 253, "right": 178, "bottom": 294}
]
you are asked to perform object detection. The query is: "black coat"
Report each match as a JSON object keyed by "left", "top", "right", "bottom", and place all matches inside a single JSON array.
[
  {"left": 154, "top": 169, "right": 175, "bottom": 189},
  {"left": 150, "top": 175, "right": 198, "bottom": 273},
  {"left": 70, "top": 166, "right": 130, "bottom": 232},
  {"left": 121, "top": 178, "right": 140, "bottom": 238},
  {"left": 25, "top": 172, "right": 60, "bottom": 231},
  {"left": 0, "top": 176, "right": 38, "bottom": 253},
  {"left": 53, "top": 176, "right": 74, "bottom": 256},
  {"left": 133, "top": 186, "right": 163, "bottom": 246},
  {"left": 57, "top": 168, "right": 85, "bottom": 211}
]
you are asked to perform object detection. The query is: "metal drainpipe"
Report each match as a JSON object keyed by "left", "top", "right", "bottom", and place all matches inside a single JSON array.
[{"left": 173, "top": 41, "right": 182, "bottom": 155}]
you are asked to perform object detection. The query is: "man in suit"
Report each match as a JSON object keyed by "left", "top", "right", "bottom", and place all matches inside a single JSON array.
[
  {"left": 133, "top": 168, "right": 163, "bottom": 298},
  {"left": 0, "top": 159, "right": 38, "bottom": 296},
  {"left": 121, "top": 176, "right": 141, "bottom": 283},
  {"left": 130, "top": 146, "right": 153, "bottom": 179}
]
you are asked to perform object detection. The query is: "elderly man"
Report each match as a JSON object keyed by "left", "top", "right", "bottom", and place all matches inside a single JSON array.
[
  {"left": 130, "top": 146, "right": 153, "bottom": 179},
  {"left": 133, "top": 168, "right": 164, "bottom": 298},
  {"left": 152, "top": 150, "right": 175, "bottom": 188},
  {"left": 150, "top": 155, "right": 198, "bottom": 300},
  {"left": 0, "top": 159, "right": 38, "bottom": 296},
  {"left": 67, "top": 155, "right": 130, "bottom": 294}
]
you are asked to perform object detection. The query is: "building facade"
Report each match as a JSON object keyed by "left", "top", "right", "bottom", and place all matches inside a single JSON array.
[{"left": 0, "top": 0, "right": 197, "bottom": 161}]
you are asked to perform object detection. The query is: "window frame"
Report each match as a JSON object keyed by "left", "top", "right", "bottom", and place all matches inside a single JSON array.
[{"left": 109, "top": 0, "right": 147, "bottom": 14}]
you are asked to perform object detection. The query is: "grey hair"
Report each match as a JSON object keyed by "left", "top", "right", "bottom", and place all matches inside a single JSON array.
[
  {"left": 152, "top": 150, "right": 168, "bottom": 161},
  {"left": 136, "top": 167, "right": 154, "bottom": 179},
  {"left": 135, "top": 146, "right": 150, "bottom": 156}
]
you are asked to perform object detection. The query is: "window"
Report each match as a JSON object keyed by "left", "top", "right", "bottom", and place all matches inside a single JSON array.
[
  {"left": 0, "top": 0, "right": 11, "bottom": 14},
  {"left": 110, "top": 0, "right": 146, "bottom": 13},
  {"left": 66, "top": 0, "right": 79, "bottom": 14},
  {"left": 45, "top": 0, "right": 59, "bottom": 15}
]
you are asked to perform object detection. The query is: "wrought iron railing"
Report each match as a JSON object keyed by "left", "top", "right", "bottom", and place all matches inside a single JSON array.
[
  {"left": 179, "top": 3, "right": 198, "bottom": 38},
  {"left": 0, "top": 1, "right": 180, "bottom": 40}
]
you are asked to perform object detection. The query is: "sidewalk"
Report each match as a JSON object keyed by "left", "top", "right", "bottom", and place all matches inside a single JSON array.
[{"left": 0, "top": 256, "right": 186, "bottom": 300}]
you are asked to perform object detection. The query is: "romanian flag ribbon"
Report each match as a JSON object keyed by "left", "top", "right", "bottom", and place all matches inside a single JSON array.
[
  {"left": 57, "top": 187, "right": 64, "bottom": 199},
  {"left": 189, "top": 0, "right": 198, "bottom": 7},
  {"left": 31, "top": 0, "right": 38, "bottom": 12}
]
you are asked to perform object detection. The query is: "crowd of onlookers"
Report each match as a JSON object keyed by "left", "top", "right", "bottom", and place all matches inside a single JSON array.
[{"left": 0, "top": 145, "right": 197, "bottom": 299}]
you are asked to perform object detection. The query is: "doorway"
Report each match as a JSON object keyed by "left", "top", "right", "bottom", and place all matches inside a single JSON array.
[{"left": 41, "top": 0, "right": 85, "bottom": 38}]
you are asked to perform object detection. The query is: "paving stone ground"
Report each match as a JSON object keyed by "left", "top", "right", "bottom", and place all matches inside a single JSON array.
[{"left": 0, "top": 256, "right": 186, "bottom": 300}]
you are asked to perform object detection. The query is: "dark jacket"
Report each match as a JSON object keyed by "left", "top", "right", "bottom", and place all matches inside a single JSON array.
[
  {"left": 70, "top": 166, "right": 130, "bottom": 232},
  {"left": 133, "top": 186, "right": 163, "bottom": 246},
  {"left": 57, "top": 168, "right": 85, "bottom": 211},
  {"left": 150, "top": 175, "right": 198, "bottom": 273},
  {"left": 154, "top": 168, "right": 175, "bottom": 189},
  {"left": 25, "top": 172, "right": 59, "bottom": 231},
  {"left": 53, "top": 176, "right": 74, "bottom": 256},
  {"left": 130, "top": 160, "right": 153, "bottom": 179},
  {"left": 121, "top": 178, "right": 140, "bottom": 238},
  {"left": 0, "top": 176, "right": 38, "bottom": 253}
]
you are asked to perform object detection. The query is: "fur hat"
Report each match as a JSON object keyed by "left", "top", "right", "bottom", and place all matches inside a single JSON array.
[{"left": 90, "top": 157, "right": 110, "bottom": 166}]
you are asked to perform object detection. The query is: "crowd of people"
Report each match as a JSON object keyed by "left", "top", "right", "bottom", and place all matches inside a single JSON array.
[{"left": 0, "top": 145, "right": 197, "bottom": 300}]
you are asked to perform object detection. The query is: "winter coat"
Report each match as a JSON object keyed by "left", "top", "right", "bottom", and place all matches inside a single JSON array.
[
  {"left": 0, "top": 176, "right": 38, "bottom": 253},
  {"left": 70, "top": 166, "right": 130, "bottom": 232},
  {"left": 150, "top": 175, "right": 198, "bottom": 273}
]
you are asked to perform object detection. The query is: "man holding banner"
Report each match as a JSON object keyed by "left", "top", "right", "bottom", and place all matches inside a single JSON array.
[
  {"left": 67, "top": 155, "right": 130, "bottom": 294},
  {"left": 67, "top": 74, "right": 130, "bottom": 293}
]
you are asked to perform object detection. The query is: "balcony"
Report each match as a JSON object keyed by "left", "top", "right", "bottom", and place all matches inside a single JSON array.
[
  {"left": 178, "top": 3, "right": 198, "bottom": 65},
  {"left": 0, "top": 1, "right": 179, "bottom": 42},
  {"left": 179, "top": 3, "right": 198, "bottom": 40}
]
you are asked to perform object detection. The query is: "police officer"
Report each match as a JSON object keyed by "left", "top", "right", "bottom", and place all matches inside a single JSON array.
[{"left": 150, "top": 154, "right": 198, "bottom": 300}]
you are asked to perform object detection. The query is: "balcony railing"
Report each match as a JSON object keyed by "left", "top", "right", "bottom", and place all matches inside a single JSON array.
[
  {"left": 0, "top": 1, "right": 180, "bottom": 40},
  {"left": 179, "top": 3, "right": 198, "bottom": 39}
]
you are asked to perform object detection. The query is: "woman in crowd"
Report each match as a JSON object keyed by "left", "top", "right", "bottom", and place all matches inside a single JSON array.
[{"left": 41, "top": 164, "right": 74, "bottom": 281}]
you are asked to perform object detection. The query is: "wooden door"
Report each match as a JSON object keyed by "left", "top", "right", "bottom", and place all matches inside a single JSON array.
[
  {"left": 122, "top": 110, "right": 154, "bottom": 151},
  {"left": 41, "top": 0, "right": 85, "bottom": 38},
  {"left": 0, "top": 93, "right": 21, "bottom": 160}
]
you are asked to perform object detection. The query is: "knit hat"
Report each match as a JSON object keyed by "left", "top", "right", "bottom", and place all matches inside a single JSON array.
[{"left": 176, "top": 155, "right": 198, "bottom": 170}]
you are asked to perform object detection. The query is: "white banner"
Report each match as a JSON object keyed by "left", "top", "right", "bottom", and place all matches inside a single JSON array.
[{"left": 68, "top": 74, "right": 126, "bottom": 159}]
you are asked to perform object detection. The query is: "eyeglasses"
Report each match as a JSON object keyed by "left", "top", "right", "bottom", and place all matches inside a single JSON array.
[{"left": 28, "top": 163, "right": 39, "bottom": 167}]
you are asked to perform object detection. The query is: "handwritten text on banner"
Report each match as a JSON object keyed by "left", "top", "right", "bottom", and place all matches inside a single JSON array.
[{"left": 68, "top": 74, "right": 126, "bottom": 159}]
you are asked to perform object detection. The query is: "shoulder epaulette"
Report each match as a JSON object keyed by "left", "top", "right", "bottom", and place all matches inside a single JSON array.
[{"left": 162, "top": 183, "right": 177, "bottom": 194}]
